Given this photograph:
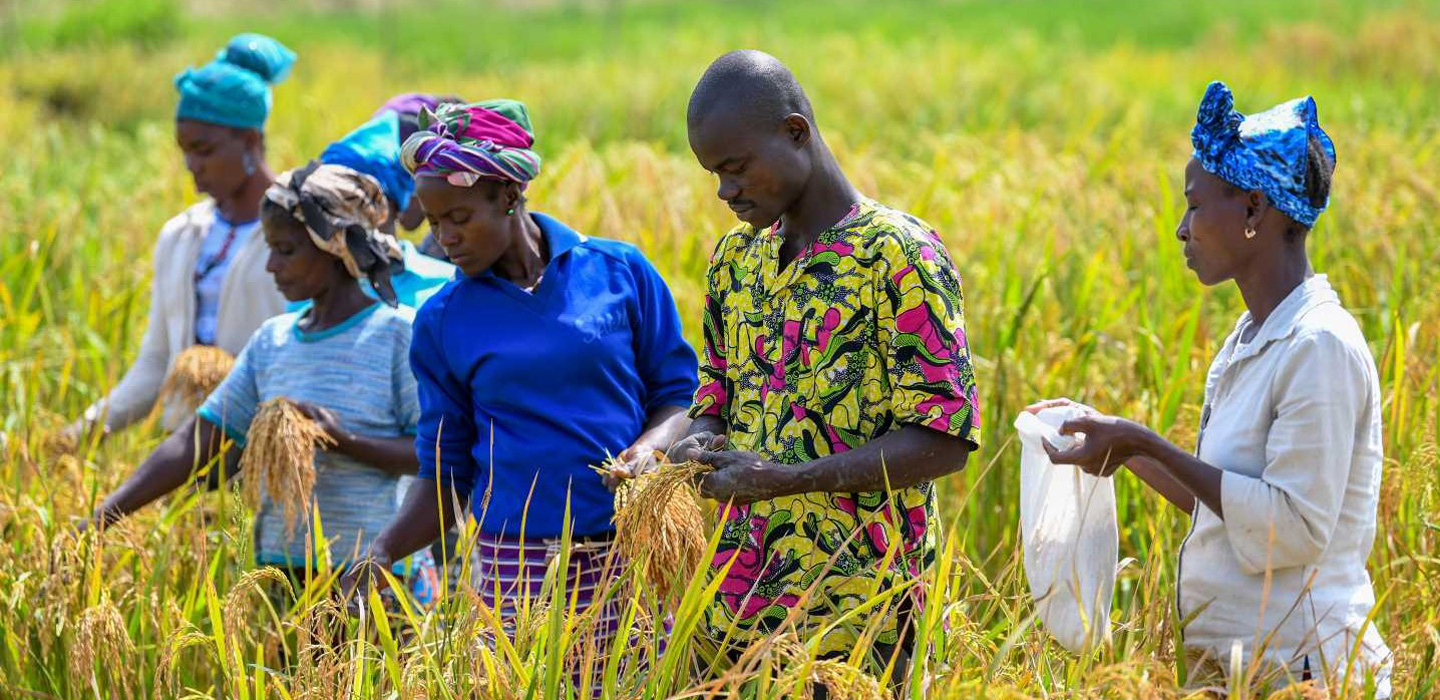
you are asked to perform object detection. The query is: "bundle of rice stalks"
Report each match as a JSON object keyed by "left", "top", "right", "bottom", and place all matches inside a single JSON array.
[
  {"left": 159, "top": 345, "right": 235, "bottom": 414},
  {"left": 69, "top": 600, "right": 136, "bottom": 697},
  {"left": 769, "top": 633, "right": 892, "bottom": 700},
  {"left": 602, "top": 455, "right": 713, "bottom": 599},
  {"left": 238, "top": 398, "right": 334, "bottom": 537}
]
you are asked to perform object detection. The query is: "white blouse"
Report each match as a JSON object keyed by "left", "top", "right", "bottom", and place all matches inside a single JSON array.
[{"left": 1180, "top": 275, "right": 1391, "bottom": 693}]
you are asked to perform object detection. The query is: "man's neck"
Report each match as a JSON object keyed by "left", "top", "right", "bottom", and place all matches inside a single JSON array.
[{"left": 777, "top": 151, "right": 860, "bottom": 266}]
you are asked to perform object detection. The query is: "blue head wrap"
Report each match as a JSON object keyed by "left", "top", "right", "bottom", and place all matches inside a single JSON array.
[
  {"left": 174, "top": 33, "right": 297, "bottom": 130},
  {"left": 1191, "top": 81, "right": 1336, "bottom": 228},
  {"left": 321, "top": 111, "right": 413, "bottom": 212}
]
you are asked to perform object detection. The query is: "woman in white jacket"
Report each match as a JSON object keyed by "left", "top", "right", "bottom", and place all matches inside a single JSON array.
[
  {"left": 68, "top": 33, "right": 295, "bottom": 440},
  {"left": 1035, "top": 82, "right": 1391, "bottom": 696}
]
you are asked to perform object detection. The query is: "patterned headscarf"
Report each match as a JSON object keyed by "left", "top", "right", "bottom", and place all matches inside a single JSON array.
[
  {"left": 1191, "top": 81, "right": 1336, "bottom": 228},
  {"left": 374, "top": 92, "right": 461, "bottom": 143},
  {"left": 400, "top": 99, "right": 542, "bottom": 187},
  {"left": 175, "top": 33, "right": 296, "bottom": 130},
  {"left": 321, "top": 111, "right": 413, "bottom": 212},
  {"left": 264, "top": 163, "right": 405, "bottom": 306}
]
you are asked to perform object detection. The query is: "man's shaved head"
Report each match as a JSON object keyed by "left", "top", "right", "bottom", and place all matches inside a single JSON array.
[
  {"left": 687, "top": 50, "right": 823, "bottom": 230},
  {"left": 687, "top": 50, "right": 815, "bottom": 132}
]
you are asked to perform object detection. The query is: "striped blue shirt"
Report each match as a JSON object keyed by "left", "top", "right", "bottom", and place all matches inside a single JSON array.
[{"left": 198, "top": 303, "right": 419, "bottom": 567}]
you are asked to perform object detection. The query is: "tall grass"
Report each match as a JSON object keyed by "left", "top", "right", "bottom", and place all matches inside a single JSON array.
[{"left": 1, "top": 1, "right": 1437, "bottom": 697}]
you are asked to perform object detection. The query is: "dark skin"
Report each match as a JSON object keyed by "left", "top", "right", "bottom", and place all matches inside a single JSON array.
[
  {"left": 1032, "top": 158, "right": 1316, "bottom": 520},
  {"left": 86, "top": 213, "right": 418, "bottom": 529},
  {"left": 175, "top": 119, "right": 274, "bottom": 223},
  {"left": 678, "top": 80, "right": 973, "bottom": 504},
  {"left": 342, "top": 176, "right": 692, "bottom": 595}
]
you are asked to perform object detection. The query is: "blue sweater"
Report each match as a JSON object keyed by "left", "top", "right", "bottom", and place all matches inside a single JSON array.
[{"left": 410, "top": 213, "right": 698, "bottom": 538}]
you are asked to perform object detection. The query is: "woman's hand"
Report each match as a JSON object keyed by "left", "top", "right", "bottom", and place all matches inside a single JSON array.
[
  {"left": 293, "top": 402, "right": 352, "bottom": 447},
  {"left": 1043, "top": 412, "right": 1151, "bottom": 477},
  {"left": 604, "top": 444, "right": 663, "bottom": 490},
  {"left": 695, "top": 449, "right": 795, "bottom": 505},
  {"left": 340, "top": 552, "right": 396, "bottom": 613}
]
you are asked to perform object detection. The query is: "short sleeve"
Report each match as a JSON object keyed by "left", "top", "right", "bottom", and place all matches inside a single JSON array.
[
  {"left": 874, "top": 224, "right": 981, "bottom": 448},
  {"left": 196, "top": 328, "right": 266, "bottom": 445},
  {"left": 688, "top": 231, "right": 741, "bottom": 422}
]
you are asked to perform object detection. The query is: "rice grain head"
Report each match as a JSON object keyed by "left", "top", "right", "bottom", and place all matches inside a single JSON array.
[
  {"left": 159, "top": 345, "right": 235, "bottom": 414},
  {"left": 70, "top": 600, "right": 135, "bottom": 697},
  {"left": 611, "top": 458, "right": 713, "bottom": 599},
  {"left": 238, "top": 398, "right": 335, "bottom": 538}
]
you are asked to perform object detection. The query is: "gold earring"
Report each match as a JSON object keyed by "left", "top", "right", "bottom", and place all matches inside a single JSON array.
[{"left": 1244, "top": 225, "right": 1257, "bottom": 239}]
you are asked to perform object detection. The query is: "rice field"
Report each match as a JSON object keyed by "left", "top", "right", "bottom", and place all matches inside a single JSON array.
[{"left": 2, "top": 0, "right": 1438, "bottom": 697}]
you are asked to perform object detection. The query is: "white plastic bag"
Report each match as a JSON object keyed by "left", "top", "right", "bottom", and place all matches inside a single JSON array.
[{"left": 1015, "top": 405, "right": 1118, "bottom": 652}]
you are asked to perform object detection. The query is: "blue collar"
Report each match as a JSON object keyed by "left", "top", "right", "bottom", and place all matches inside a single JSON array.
[
  {"left": 531, "top": 211, "right": 586, "bottom": 259},
  {"left": 471, "top": 212, "right": 585, "bottom": 282}
]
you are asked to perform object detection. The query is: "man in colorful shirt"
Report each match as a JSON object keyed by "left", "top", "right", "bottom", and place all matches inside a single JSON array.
[{"left": 673, "top": 50, "right": 982, "bottom": 676}]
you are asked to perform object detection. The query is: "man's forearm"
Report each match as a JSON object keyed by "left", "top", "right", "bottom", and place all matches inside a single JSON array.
[{"left": 787, "top": 425, "right": 971, "bottom": 495}]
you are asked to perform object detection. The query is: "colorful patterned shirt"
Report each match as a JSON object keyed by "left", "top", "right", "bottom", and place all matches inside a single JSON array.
[{"left": 689, "top": 198, "right": 981, "bottom": 661}]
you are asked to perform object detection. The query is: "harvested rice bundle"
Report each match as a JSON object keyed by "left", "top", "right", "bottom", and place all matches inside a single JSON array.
[
  {"left": 238, "top": 398, "right": 334, "bottom": 537},
  {"left": 603, "top": 456, "right": 713, "bottom": 599},
  {"left": 159, "top": 345, "right": 236, "bottom": 414},
  {"left": 769, "top": 633, "right": 891, "bottom": 700}
]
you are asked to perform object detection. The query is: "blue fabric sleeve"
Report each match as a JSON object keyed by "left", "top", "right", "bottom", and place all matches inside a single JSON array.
[
  {"left": 627, "top": 248, "right": 700, "bottom": 413},
  {"left": 410, "top": 298, "right": 478, "bottom": 498},
  {"left": 196, "top": 330, "right": 264, "bottom": 445}
]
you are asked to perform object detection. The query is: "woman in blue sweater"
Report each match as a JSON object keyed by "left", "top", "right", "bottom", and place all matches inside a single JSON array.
[{"left": 346, "top": 100, "right": 698, "bottom": 663}]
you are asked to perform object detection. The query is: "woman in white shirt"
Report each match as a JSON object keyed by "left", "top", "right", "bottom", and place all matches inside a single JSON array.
[
  {"left": 1035, "top": 82, "right": 1391, "bottom": 696},
  {"left": 67, "top": 34, "right": 295, "bottom": 440}
]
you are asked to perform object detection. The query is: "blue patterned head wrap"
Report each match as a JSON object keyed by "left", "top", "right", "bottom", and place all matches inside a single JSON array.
[
  {"left": 1191, "top": 81, "right": 1336, "bottom": 228},
  {"left": 174, "top": 33, "right": 297, "bottom": 130},
  {"left": 321, "top": 111, "right": 414, "bottom": 213}
]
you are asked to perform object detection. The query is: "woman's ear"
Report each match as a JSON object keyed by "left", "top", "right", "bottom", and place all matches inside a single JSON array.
[
  {"left": 505, "top": 182, "right": 524, "bottom": 211},
  {"left": 1246, "top": 190, "right": 1270, "bottom": 232}
]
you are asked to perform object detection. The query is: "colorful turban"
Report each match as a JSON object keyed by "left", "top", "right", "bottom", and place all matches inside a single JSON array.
[
  {"left": 265, "top": 163, "right": 405, "bottom": 306},
  {"left": 1191, "top": 81, "right": 1336, "bottom": 228},
  {"left": 400, "top": 99, "right": 542, "bottom": 187},
  {"left": 175, "top": 33, "right": 296, "bottom": 130},
  {"left": 321, "top": 111, "right": 413, "bottom": 213}
]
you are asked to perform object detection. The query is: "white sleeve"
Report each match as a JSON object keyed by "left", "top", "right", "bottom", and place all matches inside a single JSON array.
[{"left": 1220, "top": 330, "right": 1369, "bottom": 574}]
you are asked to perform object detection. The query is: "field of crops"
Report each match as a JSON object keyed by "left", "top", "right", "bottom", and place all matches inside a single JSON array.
[{"left": 2, "top": 0, "right": 1438, "bottom": 697}]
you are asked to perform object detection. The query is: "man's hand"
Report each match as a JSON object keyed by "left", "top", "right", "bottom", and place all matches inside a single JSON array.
[
  {"left": 666, "top": 431, "right": 727, "bottom": 464},
  {"left": 694, "top": 449, "right": 796, "bottom": 505}
]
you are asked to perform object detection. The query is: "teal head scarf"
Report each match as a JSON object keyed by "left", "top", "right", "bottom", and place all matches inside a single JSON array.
[{"left": 175, "top": 33, "right": 297, "bottom": 130}]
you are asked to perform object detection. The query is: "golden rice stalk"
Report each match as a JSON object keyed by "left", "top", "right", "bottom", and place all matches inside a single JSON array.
[
  {"left": 223, "top": 566, "right": 291, "bottom": 645},
  {"left": 768, "top": 633, "right": 892, "bottom": 700},
  {"left": 159, "top": 345, "right": 236, "bottom": 414},
  {"left": 238, "top": 398, "right": 334, "bottom": 538},
  {"left": 608, "top": 457, "right": 713, "bottom": 599},
  {"left": 69, "top": 600, "right": 135, "bottom": 697}
]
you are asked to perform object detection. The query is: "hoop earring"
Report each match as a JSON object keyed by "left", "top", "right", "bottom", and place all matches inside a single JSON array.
[{"left": 1244, "top": 225, "right": 1257, "bottom": 239}]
